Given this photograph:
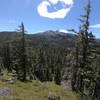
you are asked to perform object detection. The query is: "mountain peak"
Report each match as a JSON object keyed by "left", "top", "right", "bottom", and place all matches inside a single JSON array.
[{"left": 39, "top": 30, "right": 68, "bottom": 37}]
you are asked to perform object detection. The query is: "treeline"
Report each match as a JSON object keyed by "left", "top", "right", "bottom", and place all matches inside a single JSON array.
[{"left": 0, "top": 23, "right": 69, "bottom": 85}]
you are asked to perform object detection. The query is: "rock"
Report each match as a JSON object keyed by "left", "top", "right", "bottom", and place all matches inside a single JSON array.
[
  {"left": 12, "top": 73, "right": 17, "bottom": 77},
  {"left": 48, "top": 92, "right": 60, "bottom": 100},
  {"left": 7, "top": 73, "right": 17, "bottom": 77},
  {"left": 0, "top": 72, "right": 4, "bottom": 76},
  {"left": 0, "top": 87, "right": 11, "bottom": 96},
  {"left": 8, "top": 79, "right": 16, "bottom": 84},
  {"left": 0, "top": 78, "right": 16, "bottom": 84},
  {"left": 48, "top": 96, "right": 60, "bottom": 100}
]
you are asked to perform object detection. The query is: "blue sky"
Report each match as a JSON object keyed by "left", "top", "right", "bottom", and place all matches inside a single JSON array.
[{"left": 0, "top": 0, "right": 100, "bottom": 37}]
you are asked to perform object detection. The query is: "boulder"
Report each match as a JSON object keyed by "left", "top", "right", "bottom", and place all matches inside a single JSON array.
[
  {"left": 0, "top": 87, "right": 11, "bottom": 96},
  {"left": 0, "top": 78, "right": 16, "bottom": 84},
  {"left": 0, "top": 72, "right": 4, "bottom": 76},
  {"left": 48, "top": 92, "right": 60, "bottom": 100},
  {"left": 48, "top": 96, "right": 60, "bottom": 100}
]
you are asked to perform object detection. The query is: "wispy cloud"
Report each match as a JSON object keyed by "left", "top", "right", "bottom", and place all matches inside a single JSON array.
[
  {"left": 37, "top": 0, "right": 73, "bottom": 19},
  {"left": 90, "top": 24, "right": 100, "bottom": 28},
  {"left": 59, "top": 29, "right": 69, "bottom": 33}
]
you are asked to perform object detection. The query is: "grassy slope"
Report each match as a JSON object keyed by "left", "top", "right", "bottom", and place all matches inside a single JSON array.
[{"left": 0, "top": 79, "right": 80, "bottom": 100}]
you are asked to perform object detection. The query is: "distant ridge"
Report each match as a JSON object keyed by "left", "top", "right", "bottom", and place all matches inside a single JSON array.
[{"left": 0, "top": 30, "right": 99, "bottom": 48}]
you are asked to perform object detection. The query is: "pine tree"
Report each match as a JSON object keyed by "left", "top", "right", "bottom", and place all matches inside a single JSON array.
[
  {"left": 54, "top": 65, "right": 62, "bottom": 85},
  {"left": 19, "top": 22, "right": 27, "bottom": 81},
  {"left": 2, "top": 42, "right": 12, "bottom": 72},
  {"left": 69, "top": 0, "right": 96, "bottom": 93},
  {"left": 54, "top": 56, "right": 62, "bottom": 85},
  {"left": 71, "top": 42, "right": 79, "bottom": 91},
  {"left": 13, "top": 22, "right": 27, "bottom": 81}
]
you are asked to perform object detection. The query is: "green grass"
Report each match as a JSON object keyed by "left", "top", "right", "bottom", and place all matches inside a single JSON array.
[
  {"left": 0, "top": 79, "right": 80, "bottom": 100},
  {"left": 0, "top": 72, "right": 86, "bottom": 100}
]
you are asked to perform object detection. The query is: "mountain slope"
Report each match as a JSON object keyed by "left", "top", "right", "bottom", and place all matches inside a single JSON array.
[
  {"left": 0, "top": 30, "right": 99, "bottom": 48},
  {"left": 0, "top": 30, "right": 77, "bottom": 48}
]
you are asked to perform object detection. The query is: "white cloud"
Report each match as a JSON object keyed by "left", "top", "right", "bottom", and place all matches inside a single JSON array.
[
  {"left": 49, "top": 0, "right": 58, "bottom": 4},
  {"left": 37, "top": 0, "right": 73, "bottom": 19},
  {"left": 60, "top": 0, "right": 73, "bottom": 5},
  {"left": 90, "top": 24, "right": 100, "bottom": 28},
  {"left": 59, "top": 29, "right": 69, "bottom": 33},
  {"left": 49, "top": 0, "right": 73, "bottom": 5}
]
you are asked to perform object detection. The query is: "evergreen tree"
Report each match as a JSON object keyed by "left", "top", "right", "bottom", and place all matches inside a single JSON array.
[
  {"left": 2, "top": 42, "right": 12, "bottom": 72},
  {"left": 19, "top": 22, "right": 27, "bottom": 81},
  {"left": 54, "top": 65, "right": 62, "bottom": 85},
  {"left": 69, "top": 0, "right": 96, "bottom": 93},
  {"left": 13, "top": 22, "right": 27, "bottom": 81},
  {"left": 54, "top": 56, "right": 62, "bottom": 85}
]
